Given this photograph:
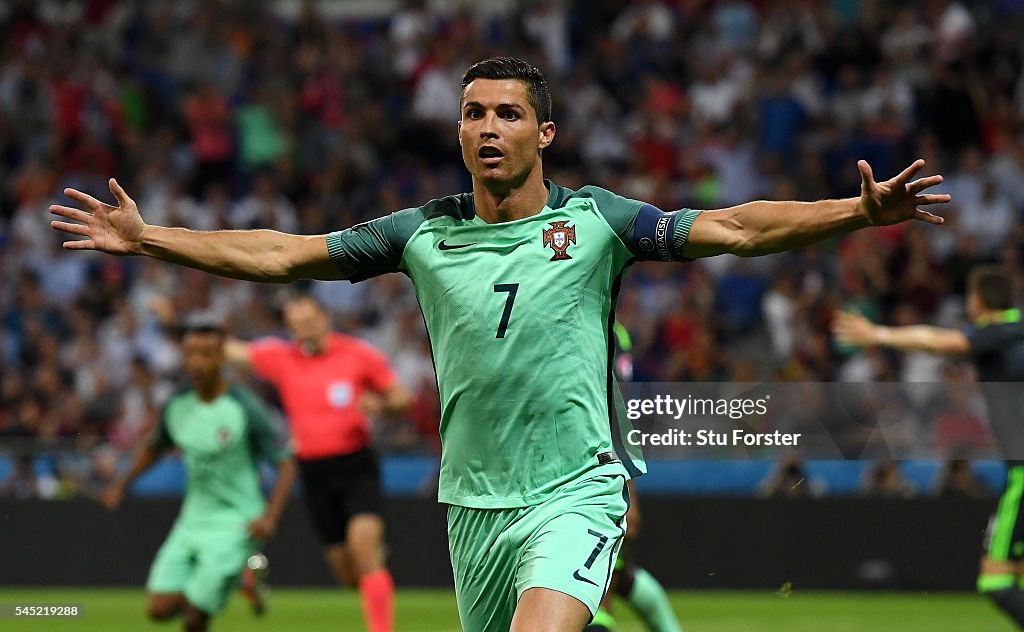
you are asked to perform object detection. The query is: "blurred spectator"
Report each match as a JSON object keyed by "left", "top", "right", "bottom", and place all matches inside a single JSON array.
[
  {"left": 611, "top": 0, "right": 675, "bottom": 44},
  {"left": 860, "top": 461, "right": 916, "bottom": 498},
  {"left": 1, "top": 0, "right": 1022, "bottom": 496},
  {"left": 107, "top": 356, "right": 169, "bottom": 449},
  {"left": 762, "top": 273, "right": 800, "bottom": 361},
  {"left": 237, "top": 85, "right": 287, "bottom": 172},
  {"left": 758, "top": 457, "right": 826, "bottom": 498},
  {"left": 230, "top": 172, "right": 298, "bottom": 233},
  {"left": 715, "top": 262, "right": 768, "bottom": 336},
  {"left": 932, "top": 459, "right": 991, "bottom": 499},
  {"left": 521, "top": 0, "right": 571, "bottom": 76},
  {"left": 931, "top": 364, "right": 993, "bottom": 455},
  {"left": 1, "top": 454, "right": 40, "bottom": 499},
  {"left": 390, "top": 0, "right": 436, "bottom": 79},
  {"left": 411, "top": 42, "right": 464, "bottom": 126},
  {"left": 183, "top": 81, "right": 234, "bottom": 194}
]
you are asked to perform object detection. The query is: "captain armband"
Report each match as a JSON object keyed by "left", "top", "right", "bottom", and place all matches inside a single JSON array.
[{"left": 631, "top": 205, "right": 702, "bottom": 262}]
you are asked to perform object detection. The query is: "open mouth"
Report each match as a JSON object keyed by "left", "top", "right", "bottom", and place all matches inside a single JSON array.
[{"left": 478, "top": 146, "right": 504, "bottom": 164}]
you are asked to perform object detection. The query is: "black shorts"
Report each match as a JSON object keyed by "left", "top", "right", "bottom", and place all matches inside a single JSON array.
[{"left": 298, "top": 448, "right": 384, "bottom": 546}]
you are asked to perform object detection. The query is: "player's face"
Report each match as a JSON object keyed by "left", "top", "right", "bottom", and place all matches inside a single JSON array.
[
  {"left": 181, "top": 332, "right": 225, "bottom": 384},
  {"left": 458, "top": 79, "right": 555, "bottom": 189},
  {"left": 284, "top": 300, "right": 331, "bottom": 353}
]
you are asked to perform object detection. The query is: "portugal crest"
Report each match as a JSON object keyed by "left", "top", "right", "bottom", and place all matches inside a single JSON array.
[
  {"left": 542, "top": 221, "right": 576, "bottom": 261},
  {"left": 217, "top": 426, "right": 232, "bottom": 448}
]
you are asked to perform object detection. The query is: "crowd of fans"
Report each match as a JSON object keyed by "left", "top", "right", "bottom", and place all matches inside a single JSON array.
[{"left": 2, "top": 0, "right": 1023, "bottom": 498}]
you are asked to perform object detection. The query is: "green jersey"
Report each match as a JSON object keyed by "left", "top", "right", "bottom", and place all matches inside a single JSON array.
[
  {"left": 327, "top": 182, "right": 700, "bottom": 508},
  {"left": 150, "top": 385, "right": 291, "bottom": 526}
]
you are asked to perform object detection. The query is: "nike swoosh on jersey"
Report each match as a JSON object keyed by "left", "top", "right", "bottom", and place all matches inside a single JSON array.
[
  {"left": 437, "top": 240, "right": 477, "bottom": 250},
  {"left": 572, "top": 569, "right": 599, "bottom": 587}
]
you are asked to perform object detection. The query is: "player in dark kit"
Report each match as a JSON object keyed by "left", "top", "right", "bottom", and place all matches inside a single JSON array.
[
  {"left": 54, "top": 57, "right": 949, "bottom": 632},
  {"left": 834, "top": 267, "right": 1024, "bottom": 629}
]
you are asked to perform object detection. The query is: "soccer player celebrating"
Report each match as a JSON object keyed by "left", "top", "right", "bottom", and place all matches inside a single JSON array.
[
  {"left": 56, "top": 57, "right": 949, "bottom": 632},
  {"left": 99, "top": 320, "right": 296, "bottom": 632},
  {"left": 833, "top": 267, "right": 1024, "bottom": 629},
  {"left": 224, "top": 294, "right": 411, "bottom": 632}
]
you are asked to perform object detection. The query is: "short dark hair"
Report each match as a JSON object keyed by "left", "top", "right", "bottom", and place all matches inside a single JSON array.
[
  {"left": 461, "top": 57, "right": 552, "bottom": 123},
  {"left": 284, "top": 292, "right": 327, "bottom": 313},
  {"left": 968, "top": 266, "right": 1015, "bottom": 310},
  {"left": 179, "top": 313, "right": 226, "bottom": 340}
]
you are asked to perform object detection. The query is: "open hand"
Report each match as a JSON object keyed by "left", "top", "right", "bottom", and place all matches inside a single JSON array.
[
  {"left": 50, "top": 178, "right": 145, "bottom": 255},
  {"left": 360, "top": 392, "right": 385, "bottom": 417},
  {"left": 857, "top": 159, "right": 950, "bottom": 227},
  {"left": 832, "top": 311, "right": 880, "bottom": 347}
]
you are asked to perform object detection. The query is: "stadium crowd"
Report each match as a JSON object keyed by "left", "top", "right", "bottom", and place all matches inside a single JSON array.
[{"left": 1, "top": 0, "right": 1023, "bottom": 498}]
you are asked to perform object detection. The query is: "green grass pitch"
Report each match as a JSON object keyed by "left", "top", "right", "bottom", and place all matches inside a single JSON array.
[{"left": 0, "top": 588, "right": 1014, "bottom": 631}]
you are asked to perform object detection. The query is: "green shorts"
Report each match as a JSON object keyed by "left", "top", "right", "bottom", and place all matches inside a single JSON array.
[
  {"left": 447, "top": 472, "right": 628, "bottom": 632},
  {"left": 146, "top": 520, "right": 256, "bottom": 615}
]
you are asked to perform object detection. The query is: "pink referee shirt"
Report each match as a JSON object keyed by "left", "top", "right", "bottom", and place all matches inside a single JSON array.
[{"left": 248, "top": 332, "right": 397, "bottom": 460}]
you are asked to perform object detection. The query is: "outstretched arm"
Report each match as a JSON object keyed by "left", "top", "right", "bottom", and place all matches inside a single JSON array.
[
  {"left": 381, "top": 382, "right": 414, "bottom": 414},
  {"left": 50, "top": 179, "right": 344, "bottom": 282},
  {"left": 682, "top": 159, "right": 950, "bottom": 259},
  {"left": 248, "top": 458, "right": 298, "bottom": 541},
  {"left": 224, "top": 338, "right": 254, "bottom": 371},
  {"left": 832, "top": 311, "right": 970, "bottom": 355},
  {"left": 360, "top": 381, "right": 415, "bottom": 417},
  {"left": 98, "top": 444, "right": 164, "bottom": 509}
]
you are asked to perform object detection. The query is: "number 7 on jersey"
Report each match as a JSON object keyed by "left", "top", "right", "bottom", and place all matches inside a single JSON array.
[{"left": 493, "top": 283, "right": 519, "bottom": 339}]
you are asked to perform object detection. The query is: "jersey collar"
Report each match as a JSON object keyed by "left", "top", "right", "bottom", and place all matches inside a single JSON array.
[
  {"left": 545, "top": 179, "right": 570, "bottom": 209},
  {"left": 466, "top": 180, "right": 569, "bottom": 222},
  {"left": 296, "top": 333, "right": 337, "bottom": 357},
  {"left": 975, "top": 308, "right": 1021, "bottom": 327}
]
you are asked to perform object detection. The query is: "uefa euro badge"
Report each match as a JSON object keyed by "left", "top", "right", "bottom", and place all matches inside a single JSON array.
[
  {"left": 328, "top": 382, "right": 353, "bottom": 408},
  {"left": 542, "top": 221, "right": 576, "bottom": 261}
]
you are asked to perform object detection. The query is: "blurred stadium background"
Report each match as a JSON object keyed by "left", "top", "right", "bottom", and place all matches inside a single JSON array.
[{"left": 1, "top": 0, "right": 1024, "bottom": 629}]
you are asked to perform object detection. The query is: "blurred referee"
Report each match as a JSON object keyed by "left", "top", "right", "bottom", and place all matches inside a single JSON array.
[
  {"left": 835, "top": 267, "right": 1024, "bottom": 629},
  {"left": 227, "top": 294, "right": 412, "bottom": 632}
]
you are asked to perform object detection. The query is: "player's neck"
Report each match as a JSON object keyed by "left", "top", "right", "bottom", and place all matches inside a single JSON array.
[
  {"left": 195, "top": 376, "right": 228, "bottom": 402},
  {"left": 472, "top": 167, "right": 548, "bottom": 224},
  {"left": 301, "top": 338, "right": 327, "bottom": 356}
]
